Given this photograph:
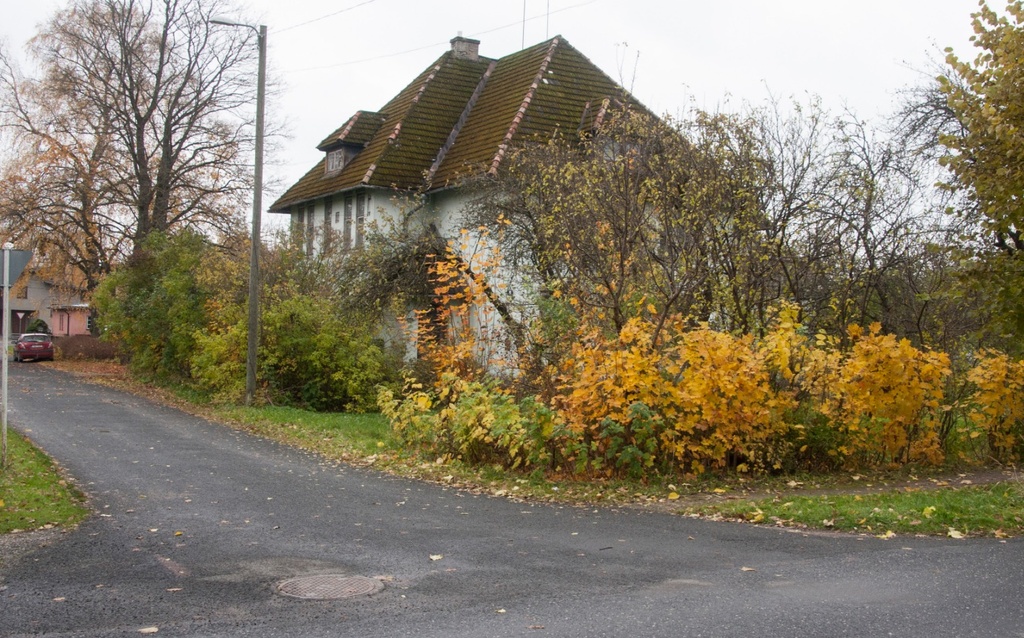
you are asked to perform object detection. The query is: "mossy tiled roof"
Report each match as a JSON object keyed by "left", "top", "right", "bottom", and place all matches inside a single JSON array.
[
  {"left": 270, "top": 36, "right": 641, "bottom": 212},
  {"left": 316, "top": 111, "right": 385, "bottom": 151}
]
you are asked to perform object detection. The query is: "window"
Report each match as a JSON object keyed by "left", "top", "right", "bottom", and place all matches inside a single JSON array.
[
  {"left": 343, "top": 194, "right": 353, "bottom": 250},
  {"left": 323, "top": 197, "right": 333, "bottom": 249},
  {"left": 305, "top": 205, "right": 315, "bottom": 254},
  {"left": 326, "top": 149, "right": 345, "bottom": 173},
  {"left": 355, "top": 193, "right": 366, "bottom": 249}
]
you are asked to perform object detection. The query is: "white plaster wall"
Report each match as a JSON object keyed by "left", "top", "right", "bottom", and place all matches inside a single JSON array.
[
  {"left": 418, "top": 187, "right": 537, "bottom": 371},
  {"left": 283, "top": 186, "right": 538, "bottom": 371}
]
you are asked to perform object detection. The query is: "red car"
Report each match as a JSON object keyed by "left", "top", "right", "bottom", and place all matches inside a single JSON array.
[{"left": 13, "top": 333, "right": 54, "bottom": 362}]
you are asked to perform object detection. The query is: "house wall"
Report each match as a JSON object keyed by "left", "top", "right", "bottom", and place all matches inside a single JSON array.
[
  {"left": 5, "top": 274, "right": 90, "bottom": 336},
  {"left": 288, "top": 188, "right": 410, "bottom": 256},
  {"left": 428, "top": 187, "right": 538, "bottom": 308},
  {"left": 418, "top": 188, "right": 532, "bottom": 370},
  {"left": 51, "top": 308, "right": 91, "bottom": 337},
  {"left": 283, "top": 186, "right": 533, "bottom": 370}
]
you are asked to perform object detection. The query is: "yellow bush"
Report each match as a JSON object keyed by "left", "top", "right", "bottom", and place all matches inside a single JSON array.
[
  {"left": 801, "top": 323, "right": 951, "bottom": 467},
  {"left": 758, "top": 303, "right": 807, "bottom": 387},
  {"left": 387, "top": 232, "right": 985, "bottom": 476},
  {"left": 553, "top": 318, "right": 665, "bottom": 475},
  {"left": 555, "top": 317, "right": 789, "bottom": 475},
  {"left": 967, "top": 350, "right": 1024, "bottom": 462},
  {"left": 556, "top": 318, "right": 664, "bottom": 434},
  {"left": 660, "top": 325, "right": 791, "bottom": 474}
]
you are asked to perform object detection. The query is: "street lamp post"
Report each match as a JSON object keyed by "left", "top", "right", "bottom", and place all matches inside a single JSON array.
[{"left": 211, "top": 18, "right": 266, "bottom": 406}]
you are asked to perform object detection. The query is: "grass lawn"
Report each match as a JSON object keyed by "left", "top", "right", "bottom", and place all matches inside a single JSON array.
[
  {"left": 214, "top": 405, "right": 393, "bottom": 459},
  {"left": 688, "top": 481, "right": 1024, "bottom": 538},
  {"left": 0, "top": 429, "right": 89, "bottom": 534}
]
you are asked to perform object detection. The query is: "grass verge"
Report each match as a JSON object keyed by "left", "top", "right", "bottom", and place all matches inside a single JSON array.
[
  {"left": 688, "top": 480, "right": 1024, "bottom": 538},
  {"left": 214, "top": 405, "right": 394, "bottom": 459},
  {"left": 0, "top": 429, "right": 89, "bottom": 534}
]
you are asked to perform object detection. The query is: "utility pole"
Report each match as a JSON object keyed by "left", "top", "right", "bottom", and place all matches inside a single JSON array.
[{"left": 210, "top": 18, "right": 266, "bottom": 406}]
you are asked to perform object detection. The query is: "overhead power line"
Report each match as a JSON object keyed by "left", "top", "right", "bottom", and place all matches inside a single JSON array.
[
  {"left": 277, "top": 0, "right": 377, "bottom": 34},
  {"left": 286, "top": 0, "right": 598, "bottom": 73}
]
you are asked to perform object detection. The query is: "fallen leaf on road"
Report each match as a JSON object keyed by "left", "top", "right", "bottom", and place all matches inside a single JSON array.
[
  {"left": 138, "top": 628, "right": 159, "bottom": 635},
  {"left": 877, "top": 530, "right": 896, "bottom": 539},
  {"left": 667, "top": 492, "right": 680, "bottom": 500},
  {"left": 947, "top": 528, "right": 964, "bottom": 539},
  {"left": 740, "top": 566, "right": 756, "bottom": 572},
  {"left": 495, "top": 609, "right": 506, "bottom": 614},
  {"left": 174, "top": 531, "right": 183, "bottom": 537},
  {"left": 53, "top": 597, "right": 66, "bottom": 602},
  {"left": 429, "top": 554, "right": 443, "bottom": 561},
  {"left": 166, "top": 588, "right": 182, "bottom": 592}
]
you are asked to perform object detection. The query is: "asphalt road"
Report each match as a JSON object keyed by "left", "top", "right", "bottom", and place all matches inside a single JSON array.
[{"left": 0, "top": 364, "right": 1021, "bottom": 637}]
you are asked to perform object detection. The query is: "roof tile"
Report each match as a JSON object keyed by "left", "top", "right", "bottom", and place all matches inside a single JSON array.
[{"left": 270, "top": 36, "right": 643, "bottom": 212}]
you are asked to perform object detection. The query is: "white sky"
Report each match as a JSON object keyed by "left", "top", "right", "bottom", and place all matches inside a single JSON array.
[{"left": 3, "top": 0, "right": 980, "bottom": 217}]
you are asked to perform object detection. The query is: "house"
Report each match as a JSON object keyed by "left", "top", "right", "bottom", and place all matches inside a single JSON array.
[
  {"left": 269, "top": 34, "right": 644, "bottom": 248},
  {"left": 270, "top": 35, "right": 648, "bottom": 361},
  {"left": 3, "top": 272, "right": 91, "bottom": 336}
]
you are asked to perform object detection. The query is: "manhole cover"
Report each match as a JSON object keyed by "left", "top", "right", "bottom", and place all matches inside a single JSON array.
[{"left": 276, "top": 574, "right": 384, "bottom": 600}]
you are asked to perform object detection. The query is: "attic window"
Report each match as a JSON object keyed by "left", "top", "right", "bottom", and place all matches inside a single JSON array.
[{"left": 326, "top": 149, "right": 345, "bottom": 173}]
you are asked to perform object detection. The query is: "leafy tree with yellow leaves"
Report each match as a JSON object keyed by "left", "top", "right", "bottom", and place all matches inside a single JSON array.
[{"left": 941, "top": 1, "right": 1024, "bottom": 341}]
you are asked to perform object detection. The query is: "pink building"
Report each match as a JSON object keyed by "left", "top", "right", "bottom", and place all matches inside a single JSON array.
[{"left": 5, "top": 273, "right": 91, "bottom": 337}]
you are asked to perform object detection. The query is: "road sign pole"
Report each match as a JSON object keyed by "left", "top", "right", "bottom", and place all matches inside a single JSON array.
[
  {"left": 2, "top": 247, "right": 9, "bottom": 467},
  {"left": 0, "top": 247, "right": 31, "bottom": 468}
]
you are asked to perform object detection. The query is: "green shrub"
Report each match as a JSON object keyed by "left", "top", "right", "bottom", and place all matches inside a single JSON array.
[
  {"left": 25, "top": 318, "right": 49, "bottom": 334},
  {"left": 261, "top": 296, "right": 399, "bottom": 411},
  {"left": 93, "top": 231, "right": 210, "bottom": 381},
  {"left": 380, "top": 373, "right": 572, "bottom": 470}
]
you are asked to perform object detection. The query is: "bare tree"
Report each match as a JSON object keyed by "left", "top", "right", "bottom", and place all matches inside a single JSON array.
[
  {"left": 0, "top": 50, "right": 127, "bottom": 289},
  {"left": 467, "top": 108, "right": 779, "bottom": 344},
  {"left": 0, "top": 0, "right": 259, "bottom": 281},
  {"left": 464, "top": 99, "right": 976, "bottom": 352}
]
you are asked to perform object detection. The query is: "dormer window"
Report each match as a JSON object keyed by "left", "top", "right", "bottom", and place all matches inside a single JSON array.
[{"left": 326, "top": 148, "right": 345, "bottom": 173}]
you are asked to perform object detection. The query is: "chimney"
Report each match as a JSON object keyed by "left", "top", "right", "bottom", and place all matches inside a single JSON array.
[{"left": 450, "top": 34, "right": 480, "bottom": 61}]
